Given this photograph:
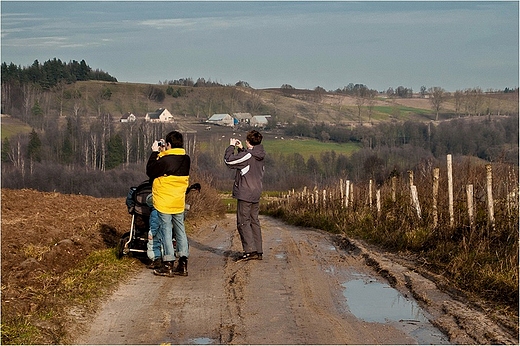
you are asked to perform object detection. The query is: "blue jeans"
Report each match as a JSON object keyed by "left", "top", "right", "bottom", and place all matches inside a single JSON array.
[
  {"left": 157, "top": 211, "right": 189, "bottom": 262},
  {"left": 147, "top": 209, "right": 163, "bottom": 260}
]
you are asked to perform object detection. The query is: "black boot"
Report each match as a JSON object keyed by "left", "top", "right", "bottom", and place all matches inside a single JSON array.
[
  {"left": 174, "top": 256, "right": 188, "bottom": 276},
  {"left": 153, "top": 261, "right": 175, "bottom": 277},
  {"left": 146, "top": 258, "right": 162, "bottom": 269}
]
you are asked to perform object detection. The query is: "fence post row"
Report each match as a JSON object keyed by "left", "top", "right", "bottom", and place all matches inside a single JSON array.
[{"left": 277, "top": 153, "right": 511, "bottom": 233}]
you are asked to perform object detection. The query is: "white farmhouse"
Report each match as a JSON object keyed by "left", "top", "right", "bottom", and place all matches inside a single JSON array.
[
  {"left": 120, "top": 112, "right": 136, "bottom": 123},
  {"left": 145, "top": 108, "right": 174, "bottom": 122}
]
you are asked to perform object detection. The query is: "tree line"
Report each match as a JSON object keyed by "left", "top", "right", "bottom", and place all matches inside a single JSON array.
[
  {"left": 1, "top": 58, "right": 518, "bottom": 197},
  {"left": 1, "top": 58, "right": 117, "bottom": 90}
]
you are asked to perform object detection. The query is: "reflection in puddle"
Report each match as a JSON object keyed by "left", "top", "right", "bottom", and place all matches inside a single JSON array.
[
  {"left": 275, "top": 252, "right": 287, "bottom": 259},
  {"left": 342, "top": 277, "right": 426, "bottom": 323},
  {"left": 188, "top": 337, "right": 214, "bottom": 344},
  {"left": 342, "top": 274, "right": 449, "bottom": 344}
]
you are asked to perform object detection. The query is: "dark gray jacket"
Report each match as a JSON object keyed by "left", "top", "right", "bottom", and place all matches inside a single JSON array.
[{"left": 224, "top": 144, "right": 265, "bottom": 203}]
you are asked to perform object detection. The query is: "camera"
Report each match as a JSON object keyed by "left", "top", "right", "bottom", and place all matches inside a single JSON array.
[{"left": 157, "top": 141, "right": 164, "bottom": 147}]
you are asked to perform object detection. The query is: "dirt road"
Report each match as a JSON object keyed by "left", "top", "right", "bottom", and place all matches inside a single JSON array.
[{"left": 74, "top": 215, "right": 515, "bottom": 345}]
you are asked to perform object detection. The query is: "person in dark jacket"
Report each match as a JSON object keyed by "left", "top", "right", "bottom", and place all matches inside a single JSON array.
[
  {"left": 146, "top": 131, "right": 190, "bottom": 277},
  {"left": 224, "top": 130, "right": 265, "bottom": 261}
]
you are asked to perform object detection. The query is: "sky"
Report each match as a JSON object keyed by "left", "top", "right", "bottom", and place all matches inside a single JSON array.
[{"left": 1, "top": 1, "right": 518, "bottom": 92}]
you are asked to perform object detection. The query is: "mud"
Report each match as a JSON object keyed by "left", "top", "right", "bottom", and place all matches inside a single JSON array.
[{"left": 73, "top": 215, "right": 517, "bottom": 345}]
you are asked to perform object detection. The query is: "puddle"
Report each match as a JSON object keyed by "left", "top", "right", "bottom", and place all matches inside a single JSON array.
[
  {"left": 342, "top": 274, "right": 449, "bottom": 344},
  {"left": 187, "top": 337, "right": 215, "bottom": 344},
  {"left": 275, "top": 252, "right": 287, "bottom": 259},
  {"left": 342, "top": 277, "right": 426, "bottom": 323}
]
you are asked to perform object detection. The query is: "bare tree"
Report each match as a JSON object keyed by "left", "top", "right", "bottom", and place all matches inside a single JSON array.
[
  {"left": 453, "top": 90, "right": 463, "bottom": 117},
  {"left": 469, "top": 87, "right": 484, "bottom": 116},
  {"left": 428, "top": 87, "right": 447, "bottom": 121}
]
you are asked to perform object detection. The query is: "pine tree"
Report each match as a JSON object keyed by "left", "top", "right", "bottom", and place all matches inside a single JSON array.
[{"left": 27, "top": 129, "right": 42, "bottom": 162}]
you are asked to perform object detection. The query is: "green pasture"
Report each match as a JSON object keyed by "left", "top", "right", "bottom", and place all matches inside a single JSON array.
[
  {"left": 1, "top": 116, "right": 32, "bottom": 139},
  {"left": 372, "top": 105, "right": 432, "bottom": 120},
  {"left": 263, "top": 138, "right": 360, "bottom": 160}
]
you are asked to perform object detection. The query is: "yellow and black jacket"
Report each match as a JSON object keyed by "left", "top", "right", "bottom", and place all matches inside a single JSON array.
[{"left": 146, "top": 148, "right": 190, "bottom": 214}]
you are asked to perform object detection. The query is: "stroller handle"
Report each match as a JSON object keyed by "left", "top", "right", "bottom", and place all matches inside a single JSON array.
[{"left": 186, "top": 183, "right": 201, "bottom": 194}]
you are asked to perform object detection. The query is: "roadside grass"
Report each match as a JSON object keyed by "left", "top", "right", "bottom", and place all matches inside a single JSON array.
[
  {"left": 261, "top": 161, "right": 519, "bottom": 333},
  {"left": 0, "top": 249, "right": 141, "bottom": 345}
]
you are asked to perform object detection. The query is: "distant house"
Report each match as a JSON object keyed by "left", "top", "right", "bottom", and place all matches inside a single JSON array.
[
  {"left": 251, "top": 115, "right": 270, "bottom": 127},
  {"left": 207, "top": 113, "right": 235, "bottom": 127},
  {"left": 120, "top": 112, "right": 136, "bottom": 123},
  {"left": 145, "top": 108, "right": 173, "bottom": 122},
  {"left": 233, "top": 112, "right": 252, "bottom": 124}
]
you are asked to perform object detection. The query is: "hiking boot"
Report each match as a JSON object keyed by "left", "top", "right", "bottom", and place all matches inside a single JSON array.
[
  {"left": 236, "top": 252, "right": 259, "bottom": 262},
  {"left": 174, "top": 256, "right": 188, "bottom": 276},
  {"left": 146, "top": 258, "right": 162, "bottom": 269},
  {"left": 153, "top": 261, "right": 175, "bottom": 277}
]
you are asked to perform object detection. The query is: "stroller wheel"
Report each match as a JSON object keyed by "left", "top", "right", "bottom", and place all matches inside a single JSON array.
[{"left": 116, "top": 235, "right": 130, "bottom": 259}]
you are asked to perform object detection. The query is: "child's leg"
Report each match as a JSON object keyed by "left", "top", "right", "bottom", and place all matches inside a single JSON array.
[{"left": 147, "top": 209, "right": 163, "bottom": 260}]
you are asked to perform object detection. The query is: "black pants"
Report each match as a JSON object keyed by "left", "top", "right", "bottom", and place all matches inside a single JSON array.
[{"left": 236, "top": 200, "right": 262, "bottom": 254}]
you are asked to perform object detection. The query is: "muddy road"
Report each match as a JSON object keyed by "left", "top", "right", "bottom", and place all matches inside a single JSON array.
[{"left": 74, "top": 215, "right": 515, "bottom": 345}]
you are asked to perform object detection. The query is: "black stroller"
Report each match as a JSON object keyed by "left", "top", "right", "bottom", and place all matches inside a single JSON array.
[{"left": 117, "top": 180, "right": 200, "bottom": 259}]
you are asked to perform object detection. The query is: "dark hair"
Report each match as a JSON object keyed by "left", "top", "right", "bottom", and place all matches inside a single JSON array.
[
  {"left": 247, "top": 130, "right": 263, "bottom": 146},
  {"left": 165, "top": 131, "right": 184, "bottom": 148}
]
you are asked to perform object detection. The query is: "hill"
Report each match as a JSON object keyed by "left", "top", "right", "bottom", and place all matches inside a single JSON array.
[{"left": 4, "top": 80, "right": 517, "bottom": 129}]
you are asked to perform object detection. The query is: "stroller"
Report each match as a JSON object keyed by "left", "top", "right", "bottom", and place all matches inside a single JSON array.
[{"left": 117, "top": 180, "right": 201, "bottom": 259}]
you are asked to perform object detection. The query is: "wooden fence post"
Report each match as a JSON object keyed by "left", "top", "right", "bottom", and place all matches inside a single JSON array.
[
  {"left": 486, "top": 164, "right": 495, "bottom": 228},
  {"left": 433, "top": 168, "right": 440, "bottom": 228},
  {"left": 340, "top": 178, "right": 344, "bottom": 201},
  {"left": 411, "top": 185, "right": 421, "bottom": 218},
  {"left": 408, "top": 170, "right": 414, "bottom": 206},
  {"left": 369, "top": 179, "right": 373, "bottom": 207},
  {"left": 350, "top": 182, "right": 354, "bottom": 208},
  {"left": 391, "top": 176, "right": 397, "bottom": 202},
  {"left": 466, "top": 184, "right": 475, "bottom": 231},
  {"left": 447, "top": 154, "right": 454, "bottom": 227},
  {"left": 345, "top": 180, "right": 350, "bottom": 208},
  {"left": 376, "top": 189, "right": 381, "bottom": 215}
]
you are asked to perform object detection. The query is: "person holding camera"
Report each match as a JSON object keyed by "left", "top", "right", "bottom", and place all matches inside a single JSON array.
[
  {"left": 146, "top": 131, "right": 190, "bottom": 277},
  {"left": 224, "top": 130, "right": 266, "bottom": 261}
]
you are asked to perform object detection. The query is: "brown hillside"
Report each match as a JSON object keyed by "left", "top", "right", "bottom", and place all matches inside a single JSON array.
[{"left": 40, "top": 81, "right": 518, "bottom": 126}]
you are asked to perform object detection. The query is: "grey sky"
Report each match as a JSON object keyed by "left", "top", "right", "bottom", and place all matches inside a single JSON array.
[{"left": 1, "top": 1, "right": 518, "bottom": 92}]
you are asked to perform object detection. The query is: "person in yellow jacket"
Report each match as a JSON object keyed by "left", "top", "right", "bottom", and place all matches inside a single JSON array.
[{"left": 146, "top": 131, "right": 190, "bottom": 277}]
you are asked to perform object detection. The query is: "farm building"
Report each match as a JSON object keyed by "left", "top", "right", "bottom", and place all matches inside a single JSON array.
[
  {"left": 120, "top": 112, "right": 137, "bottom": 123},
  {"left": 145, "top": 108, "right": 174, "bottom": 122},
  {"left": 233, "top": 112, "right": 252, "bottom": 124},
  {"left": 207, "top": 113, "right": 235, "bottom": 127},
  {"left": 251, "top": 115, "right": 270, "bottom": 127}
]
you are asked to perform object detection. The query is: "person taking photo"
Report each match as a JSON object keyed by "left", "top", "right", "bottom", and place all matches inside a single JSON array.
[
  {"left": 146, "top": 131, "right": 190, "bottom": 277},
  {"left": 224, "top": 130, "right": 266, "bottom": 262}
]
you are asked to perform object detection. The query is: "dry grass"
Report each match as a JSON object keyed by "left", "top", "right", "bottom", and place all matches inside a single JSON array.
[{"left": 262, "top": 159, "right": 519, "bottom": 324}]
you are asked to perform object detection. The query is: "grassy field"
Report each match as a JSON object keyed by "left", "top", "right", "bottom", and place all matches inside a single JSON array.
[
  {"left": 263, "top": 137, "right": 360, "bottom": 160},
  {"left": 1, "top": 116, "right": 32, "bottom": 138}
]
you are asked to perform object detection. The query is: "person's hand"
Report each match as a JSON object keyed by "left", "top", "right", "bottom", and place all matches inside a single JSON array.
[
  {"left": 152, "top": 139, "right": 164, "bottom": 152},
  {"left": 229, "top": 138, "right": 236, "bottom": 146},
  {"left": 235, "top": 140, "right": 243, "bottom": 149}
]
